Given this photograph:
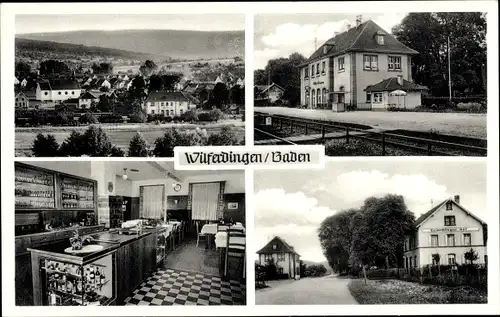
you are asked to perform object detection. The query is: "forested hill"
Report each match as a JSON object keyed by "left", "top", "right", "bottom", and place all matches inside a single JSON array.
[
  {"left": 16, "top": 29, "right": 245, "bottom": 60},
  {"left": 15, "top": 38, "right": 156, "bottom": 60}
]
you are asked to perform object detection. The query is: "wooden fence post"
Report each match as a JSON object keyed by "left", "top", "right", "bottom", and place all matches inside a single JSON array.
[
  {"left": 346, "top": 127, "right": 350, "bottom": 144},
  {"left": 382, "top": 133, "right": 386, "bottom": 156},
  {"left": 280, "top": 118, "right": 283, "bottom": 130},
  {"left": 305, "top": 123, "right": 308, "bottom": 135},
  {"left": 321, "top": 126, "right": 326, "bottom": 140},
  {"left": 427, "top": 142, "right": 432, "bottom": 156}
]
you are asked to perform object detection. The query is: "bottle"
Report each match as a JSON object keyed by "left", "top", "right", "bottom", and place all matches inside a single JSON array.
[
  {"left": 89, "top": 267, "right": 95, "bottom": 288},
  {"left": 61, "top": 274, "right": 67, "bottom": 292},
  {"left": 50, "top": 291, "right": 57, "bottom": 306},
  {"left": 76, "top": 280, "right": 83, "bottom": 294},
  {"left": 95, "top": 268, "right": 101, "bottom": 286}
]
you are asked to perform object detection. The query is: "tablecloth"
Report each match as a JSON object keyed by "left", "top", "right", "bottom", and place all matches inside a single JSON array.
[{"left": 201, "top": 223, "right": 245, "bottom": 235}]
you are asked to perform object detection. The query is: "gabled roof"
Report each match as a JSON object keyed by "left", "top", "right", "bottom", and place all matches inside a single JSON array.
[
  {"left": 415, "top": 198, "right": 486, "bottom": 228},
  {"left": 364, "top": 77, "right": 428, "bottom": 92},
  {"left": 146, "top": 91, "right": 192, "bottom": 102},
  {"left": 300, "top": 19, "right": 419, "bottom": 67},
  {"left": 79, "top": 91, "right": 99, "bottom": 100},
  {"left": 38, "top": 79, "right": 80, "bottom": 90},
  {"left": 256, "top": 236, "right": 300, "bottom": 256}
]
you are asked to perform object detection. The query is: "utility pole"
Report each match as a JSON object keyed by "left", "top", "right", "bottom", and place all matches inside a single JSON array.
[{"left": 447, "top": 36, "right": 452, "bottom": 101}]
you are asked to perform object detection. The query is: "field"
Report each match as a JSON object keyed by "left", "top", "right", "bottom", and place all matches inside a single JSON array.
[
  {"left": 15, "top": 120, "right": 245, "bottom": 156},
  {"left": 255, "top": 107, "right": 487, "bottom": 139},
  {"left": 348, "top": 279, "right": 487, "bottom": 304}
]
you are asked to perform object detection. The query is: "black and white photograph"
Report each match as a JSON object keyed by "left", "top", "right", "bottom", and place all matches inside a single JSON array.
[
  {"left": 253, "top": 13, "right": 488, "bottom": 156},
  {"left": 14, "top": 161, "right": 246, "bottom": 306},
  {"left": 14, "top": 14, "right": 245, "bottom": 157},
  {"left": 254, "top": 160, "right": 488, "bottom": 305}
]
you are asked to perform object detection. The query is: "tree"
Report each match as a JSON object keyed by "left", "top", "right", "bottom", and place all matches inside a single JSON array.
[
  {"left": 148, "top": 74, "right": 163, "bottom": 92},
  {"left": 254, "top": 53, "right": 306, "bottom": 106},
  {"left": 299, "top": 260, "right": 307, "bottom": 277},
  {"left": 464, "top": 248, "right": 479, "bottom": 264},
  {"left": 211, "top": 83, "right": 229, "bottom": 107},
  {"left": 392, "top": 12, "right": 486, "bottom": 96},
  {"left": 32, "top": 133, "right": 60, "bottom": 157},
  {"left": 128, "top": 132, "right": 149, "bottom": 157},
  {"left": 230, "top": 85, "right": 245, "bottom": 105},
  {"left": 15, "top": 61, "right": 31, "bottom": 79},
  {"left": 153, "top": 128, "right": 208, "bottom": 157},
  {"left": 39, "top": 59, "right": 70, "bottom": 76},
  {"left": 140, "top": 60, "right": 158, "bottom": 77},
  {"left": 305, "top": 264, "right": 328, "bottom": 277},
  {"left": 59, "top": 131, "right": 85, "bottom": 156},
  {"left": 91, "top": 62, "right": 113, "bottom": 74},
  {"left": 129, "top": 76, "right": 147, "bottom": 100},
  {"left": 161, "top": 73, "right": 182, "bottom": 91},
  {"left": 97, "top": 95, "right": 113, "bottom": 112},
  {"left": 207, "top": 126, "right": 239, "bottom": 146}
]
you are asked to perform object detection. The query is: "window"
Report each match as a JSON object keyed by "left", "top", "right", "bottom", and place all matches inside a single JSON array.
[
  {"left": 446, "top": 202, "right": 453, "bottom": 210},
  {"left": 58, "top": 92, "right": 61, "bottom": 95},
  {"left": 151, "top": 110, "right": 155, "bottom": 114},
  {"left": 316, "top": 88, "right": 321, "bottom": 105},
  {"left": 44, "top": 92, "right": 48, "bottom": 96},
  {"left": 161, "top": 110, "right": 165, "bottom": 115},
  {"left": 278, "top": 253, "right": 285, "bottom": 261},
  {"left": 321, "top": 61, "right": 326, "bottom": 73},
  {"left": 338, "top": 57, "right": 345, "bottom": 71},
  {"left": 414, "top": 256, "right": 417, "bottom": 267},
  {"left": 376, "top": 35, "right": 384, "bottom": 45},
  {"left": 366, "top": 92, "right": 371, "bottom": 102},
  {"left": 65, "top": 91, "right": 68, "bottom": 95},
  {"left": 388, "top": 56, "right": 401, "bottom": 70},
  {"left": 363, "top": 55, "right": 378, "bottom": 70},
  {"left": 264, "top": 254, "right": 272, "bottom": 262},
  {"left": 278, "top": 267, "right": 284, "bottom": 274},
  {"left": 179, "top": 109, "right": 183, "bottom": 115},
  {"left": 448, "top": 254, "right": 456, "bottom": 265},
  {"left": 311, "top": 89, "right": 316, "bottom": 107},
  {"left": 444, "top": 216, "right": 456, "bottom": 226},
  {"left": 464, "top": 233, "right": 471, "bottom": 246},
  {"left": 432, "top": 254, "right": 440, "bottom": 265},
  {"left": 322, "top": 88, "right": 327, "bottom": 104},
  {"left": 316, "top": 63, "right": 320, "bottom": 75},
  {"left": 431, "top": 235, "right": 439, "bottom": 247},
  {"left": 272, "top": 244, "right": 277, "bottom": 250},
  {"left": 304, "top": 67, "right": 309, "bottom": 79},
  {"left": 373, "top": 92, "right": 383, "bottom": 103},
  {"left": 311, "top": 65, "right": 315, "bottom": 77},
  {"left": 447, "top": 234, "right": 455, "bottom": 246}
]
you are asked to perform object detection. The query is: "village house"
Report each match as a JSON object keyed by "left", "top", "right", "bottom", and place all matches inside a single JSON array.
[
  {"left": 15, "top": 91, "right": 29, "bottom": 109},
  {"left": 143, "top": 91, "right": 196, "bottom": 116},
  {"left": 15, "top": 77, "right": 20, "bottom": 85},
  {"left": 35, "top": 79, "right": 82, "bottom": 103},
  {"left": 255, "top": 83, "right": 285, "bottom": 103},
  {"left": 78, "top": 91, "right": 99, "bottom": 109},
  {"left": 403, "top": 195, "right": 487, "bottom": 270},
  {"left": 257, "top": 236, "right": 301, "bottom": 279},
  {"left": 236, "top": 77, "right": 245, "bottom": 87},
  {"left": 299, "top": 16, "right": 427, "bottom": 112}
]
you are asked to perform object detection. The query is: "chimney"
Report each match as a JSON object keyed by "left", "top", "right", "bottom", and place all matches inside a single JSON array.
[
  {"left": 397, "top": 75, "right": 403, "bottom": 86},
  {"left": 356, "top": 15, "right": 363, "bottom": 27},
  {"left": 454, "top": 195, "right": 460, "bottom": 204}
]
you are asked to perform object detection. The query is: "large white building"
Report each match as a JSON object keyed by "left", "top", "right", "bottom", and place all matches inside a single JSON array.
[
  {"left": 257, "top": 236, "right": 301, "bottom": 279},
  {"left": 35, "top": 79, "right": 82, "bottom": 102},
  {"left": 299, "top": 18, "right": 428, "bottom": 111},
  {"left": 403, "top": 195, "right": 487, "bottom": 269},
  {"left": 143, "top": 91, "right": 196, "bottom": 116}
]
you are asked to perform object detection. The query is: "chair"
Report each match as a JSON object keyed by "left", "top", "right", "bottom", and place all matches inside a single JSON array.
[
  {"left": 224, "top": 228, "right": 246, "bottom": 280},
  {"left": 196, "top": 221, "right": 208, "bottom": 248}
]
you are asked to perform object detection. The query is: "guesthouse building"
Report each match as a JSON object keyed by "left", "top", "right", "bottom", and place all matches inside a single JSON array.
[{"left": 257, "top": 236, "right": 301, "bottom": 279}]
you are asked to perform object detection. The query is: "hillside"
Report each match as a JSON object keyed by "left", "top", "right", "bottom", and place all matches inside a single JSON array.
[
  {"left": 15, "top": 38, "right": 157, "bottom": 60},
  {"left": 17, "top": 29, "right": 245, "bottom": 60}
]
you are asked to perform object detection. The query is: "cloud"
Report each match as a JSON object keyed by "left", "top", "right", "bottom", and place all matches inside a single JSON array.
[
  {"left": 254, "top": 188, "right": 337, "bottom": 262},
  {"left": 255, "top": 13, "right": 407, "bottom": 69},
  {"left": 304, "top": 170, "right": 450, "bottom": 217}
]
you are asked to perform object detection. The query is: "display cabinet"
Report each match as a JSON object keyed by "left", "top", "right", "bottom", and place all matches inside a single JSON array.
[
  {"left": 15, "top": 166, "right": 56, "bottom": 209},
  {"left": 60, "top": 177, "right": 95, "bottom": 210},
  {"left": 29, "top": 242, "right": 118, "bottom": 306},
  {"left": 156, "top": 229, "right": 166, "bottom": 265},
  {"left": 109, "top": 196, "right": 124, "bottom": 229}
]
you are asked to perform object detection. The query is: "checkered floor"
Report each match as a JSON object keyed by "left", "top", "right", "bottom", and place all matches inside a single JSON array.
[{"left": 124, "top": 268, "right": 246, "bottom": 306}]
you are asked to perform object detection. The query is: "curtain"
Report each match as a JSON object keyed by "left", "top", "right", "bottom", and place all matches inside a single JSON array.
[
  {"left": 191, "top": 182, "right": 221, "bottom": 221},
  {"left": 140, "top": 185, "right": 164, "bottom": 219}
]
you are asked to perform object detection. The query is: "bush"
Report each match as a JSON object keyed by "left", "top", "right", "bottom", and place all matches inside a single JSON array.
[
  {"left": 54, "top": 112, "right": 72, "bottom": 126},
  {"left": 32, "top": 133, "right": 60, "bottom": 156},
  {"left": 172, "top": 116, "right": 182, "bottom": 122},
  {"left": 59, "top": 131, "right": 85, "bottom": 156},
  {"left": 180, "top": 109, "right": 198, "bottom": 122},
  {"left": 128, "top": 113, "right": 146, "bottom": 123},
  {"left": 153, "top": 128, "right": 208, "bottom": 157},
  {"left": 110, "top": 146, "right": 125, "bottom": 157},
  {"left": 99, "top": 114, "right": 123, "bottom": 123},
  {"left": 57, "top": 126, "right": 117, "bottom": 157},
  {"left": 207, "top": 126, "right": 239, "bottom": 146},
  {"left": 456, "top": 102, "right": 482, "bottom": 112},
  {"left": 128, "top": 132, "right": 149, "bottom": 157},
  {"left": 325, "top": 139, "right": 380, "bottom": 156},
  {"left": 79, "top": 113, "right": 98, "bottom": 124}
]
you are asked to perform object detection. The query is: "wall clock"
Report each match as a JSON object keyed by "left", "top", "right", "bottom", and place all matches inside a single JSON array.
[
  {"left": 108, "top": 181, "right": 114, "bottom": 193},
  {"left": 173, "top": 183, "right": 182, "bottom": 192}
]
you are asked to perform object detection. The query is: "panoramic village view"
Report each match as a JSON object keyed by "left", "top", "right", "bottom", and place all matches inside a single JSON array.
[
  {"left": 254, "top": 160, "right": 488, "bottom": 304},
  {"left": 253, "top": 12, "right": 487, "bottom": 156},
  {"left": 14, "top": 14, "right": 245, "bottom": 157}
]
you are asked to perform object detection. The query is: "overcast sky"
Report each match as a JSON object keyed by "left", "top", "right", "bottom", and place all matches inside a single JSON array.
[
  {"left": 15, "top": 14, "right": 245, "bottom": 34},
  {"left": 254, "top": 13, "right": 409, "bottom": 69},
  {"left": 254, "top": 160, "right": 487, "bottom": 263}
]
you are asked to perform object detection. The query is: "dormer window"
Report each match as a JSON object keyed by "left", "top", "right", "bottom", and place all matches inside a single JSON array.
[
  {"left": 323, "top": 45, "right": 328, "bottom": 54},
  {"left": 446, "top": 201, "right": 453, "bottom": 210},
  {"left": 272, "top": 244, "right": 277, "bottom": 250},
  {"left": 376, "top": 34, "right": 384, "bottom": 45}
]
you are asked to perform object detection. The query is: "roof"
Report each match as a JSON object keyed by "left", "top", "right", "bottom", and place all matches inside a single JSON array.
[
  {"left": 364, "top": 77, "right": 428, "bottom": 92},
  {"left": 38, "top": 79, "right": 80, "bottom": 91},
  {"left": 146, "top": 91, "right": 192, "bottom": 102},
  {"left": 256, "top": 236, "right": 300, "bottom": 256},
  {"left": 300, "top": 19, "right": 419, "bottom": 67},
  {"left": 415, "top": 198, "right": 486, "bottom": 228},
  {"left": 79, "top": 91, "right": 99, "bottom": 100}
]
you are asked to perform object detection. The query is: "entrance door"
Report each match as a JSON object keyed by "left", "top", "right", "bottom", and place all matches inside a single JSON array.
[{"left": 338, "top": 93, "right": 345, "bottom": 104}]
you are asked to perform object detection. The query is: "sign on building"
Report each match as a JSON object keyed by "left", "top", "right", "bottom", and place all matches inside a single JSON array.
[{"left": 265, "top": 117, "right": 272, "bottom": 126}]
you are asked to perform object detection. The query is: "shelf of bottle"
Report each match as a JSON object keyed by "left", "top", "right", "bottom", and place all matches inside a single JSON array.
[
  {"left": 16, "top": 195, "right": 54, "bottom": 199},
  {"left": 47, "top": 281, "right": 109, "bottom": 298},
  {"left": 45, "top": 268, "right": 83, "bottom": 279},
  {"left": 15, "top": 180, "right": 53, "bottom": 187}
]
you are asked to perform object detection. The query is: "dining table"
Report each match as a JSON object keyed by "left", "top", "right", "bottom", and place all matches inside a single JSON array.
[{"left": 200, "top": 222, "right": 245, "bottom": 250}]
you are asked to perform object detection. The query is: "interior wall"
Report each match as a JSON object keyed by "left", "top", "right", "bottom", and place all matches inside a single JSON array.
[{"left": 115, "top": 176, "right": 133, "bottom": 197}]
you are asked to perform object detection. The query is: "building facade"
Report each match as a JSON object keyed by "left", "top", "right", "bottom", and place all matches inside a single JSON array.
[
  {"left": 255, "top": 83, "right": 285, "bottom": 103},
  {"left": 299, "top": 19, "right": 423, "bottom": 112},
  {"left": 35, "top": 79, "right": 82, "bottom": 102},
  {"left": 403, "top": 195, "right": 487, "bottom": 269},
  {"left": 143, "top": 91, "right": 196, "bottom": 116},
  {"left": 256, "top": 236, "right": 301, "bottom": 279}
]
